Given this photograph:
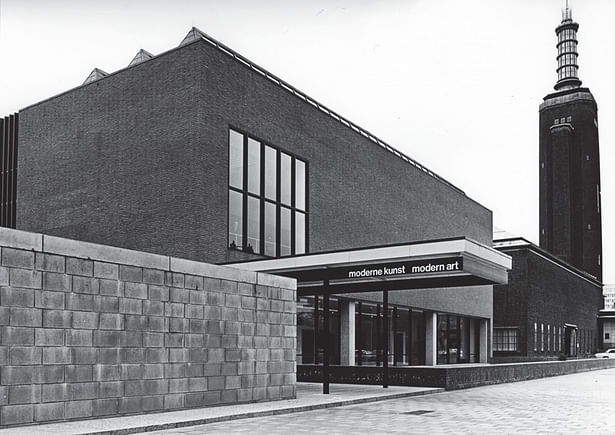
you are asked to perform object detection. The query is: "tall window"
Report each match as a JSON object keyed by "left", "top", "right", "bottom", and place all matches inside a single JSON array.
[
  {"left": 228, "top": 128, "right": 308, "bottom": 256},
  {"left": 493, "top": 327, "right": 518, "bottom": 352}
]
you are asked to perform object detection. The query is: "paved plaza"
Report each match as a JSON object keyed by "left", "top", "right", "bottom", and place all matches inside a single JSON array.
[{"left": 146, "top": 368, "right": 615, "bottom": 435}]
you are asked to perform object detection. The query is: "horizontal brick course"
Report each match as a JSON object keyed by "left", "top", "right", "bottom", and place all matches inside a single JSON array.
[{"left": 0, "top": 227, "right": 295, "bottom": 427}]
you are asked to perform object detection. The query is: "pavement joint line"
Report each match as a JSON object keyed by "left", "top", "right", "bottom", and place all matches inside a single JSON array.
[{"left": 74, "top": 388, "right": 445, "bottom": 435}]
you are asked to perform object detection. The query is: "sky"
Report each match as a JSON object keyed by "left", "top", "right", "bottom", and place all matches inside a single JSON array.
[{"left": 0, "top": 0, "right": 614, "bottom": 282}]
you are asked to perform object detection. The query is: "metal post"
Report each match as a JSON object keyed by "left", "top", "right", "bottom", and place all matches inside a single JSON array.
[
  {"left": 314, "top": 295, "right": 319, "bottom": 365},
  {"left": 383, "top": 290, "right": 389, "bottom": 388},
  {"left": 357, "top": 301, "right": 363, "bottom": 366},
  {"left": 323, "top": 281, "right": 330, "bottom": 394}
]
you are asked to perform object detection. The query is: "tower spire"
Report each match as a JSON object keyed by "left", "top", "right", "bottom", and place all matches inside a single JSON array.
[{"left": 554, "top": 1, "right": 581, "bottom": 90}]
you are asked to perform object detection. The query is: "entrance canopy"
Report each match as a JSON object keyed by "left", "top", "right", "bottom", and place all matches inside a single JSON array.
[{"left": 231, "top": 237, "right": 512, "bottom": 295}]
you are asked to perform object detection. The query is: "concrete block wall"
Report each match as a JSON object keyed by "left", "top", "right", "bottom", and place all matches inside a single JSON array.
[{"left": 0, "top": 228, "right": 296, "bottom": 427}]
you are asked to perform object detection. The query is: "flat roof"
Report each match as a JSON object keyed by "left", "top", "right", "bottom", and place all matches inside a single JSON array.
[{"left": 228, "top": 237, "right": 511, "bottom": 296}]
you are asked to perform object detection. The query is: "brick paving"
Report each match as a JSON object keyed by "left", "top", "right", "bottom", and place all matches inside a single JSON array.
[{"left": 146, "top": 368, "right": 615, "bottom": 434}]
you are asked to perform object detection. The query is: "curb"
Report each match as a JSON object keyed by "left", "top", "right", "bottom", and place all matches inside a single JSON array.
[{"left": 80, "top": 388, "right": 445, "bottom": 435}]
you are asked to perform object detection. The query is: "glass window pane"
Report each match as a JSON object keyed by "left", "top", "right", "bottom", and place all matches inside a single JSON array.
[
  {"left": 280, "top": 206, "right": 291, "bottom": 256},
  {"left": 228, "top": 190, "right": 243, "bottom": 249},
  {"left": 295, "top": 159, "right": 306, "bottom": 211},
  {"left": 281, "top": 153, "right": 292, "bottom": 206},
  {"left": 265, "top": 146, "right": 277, "bottom": 200},
  {"left": 247, "top": 138, "right": 260, "bottom": 195},
  {"left": 229, "top": 130, "right": 243, "bottom": 189},
  {"left": 295, "top": 211, "right": 305, "bottom": 255},
  {"left": 247, "top": 196, "right": 260, "bottom": 254},
  {"left": 265, "top": 202, "right": 276, "bottom": 257}
]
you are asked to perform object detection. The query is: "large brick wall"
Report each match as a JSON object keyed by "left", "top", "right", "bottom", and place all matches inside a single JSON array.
[
  {"left": 494, "top": 244, "right": 602, "bottom": 359},
  {"left": 0, "top": 228, "right": 296, "bottom": 427},
  {"left": 17, "top": 37, "right": 492, "bottom": 266}
]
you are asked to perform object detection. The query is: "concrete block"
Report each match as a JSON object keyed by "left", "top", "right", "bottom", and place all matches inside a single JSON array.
[
  {"left": 221, "top": 280, "right": 238, "bottom": 294},
  {"left": 143, "top": 300, "right": 164, "bottom": 316},
  {"left": 120, "top": 331, "right": 142, "bottom": 347},
  {"left": 256, "top": 323, "right": 270, "bottom": 336},
  {"left": 0, "top": 228, "right": 42, "bottom": 251},
  {"left": 35, "top": 253, "right": 65, "bottom": 273},
  {"left": 203, "top": 306, "right": 220, "bottom": 320},
  {"left": 167, "top": 272, "right": 185, "bottom": 289},
  {"left": 208, "top": 348, "right": 225, "bottom": 363},
  {"left": 221, "top": 389, "right": 237, "bottom": 404},
  {"left": 65, "top": 399, "right": 93, "bottom": 419},
  {"left": 164, "top": 363, "right": 185, "bottom": 378},
  {"left": 2, "top": 248, "right": 35, "bottom": 269},
  {"left": 124, "top": 315, "right": 147, "bottom": 331},
  {"left": 256, "top": 272, "right": 296, "bottom": 290},
  {"left": 41, "top": 384, "right": 68, "bottom": 403},
  {"left": 66, "top": 293, "right": 96, "bottom": 312},
  {"left": 10, "top": 346, "right": 42, "bottom": 365},
  {"left": 270, "top": 324, "right": 282, "bottom": 337},
  {"left": 94, "top": 364, "right": 121, "bottom": 382},
  {"left": 206, "top": 291, "right": 222, "bottom": 306},
  {"left": 148, "top": 316, "right": 168, "bottom": 332},
  {"left": 2, "top": 326, "right": 34, "bottom": 345},
  {"left": 66, "top": 257, "right": 94, "bottom": 277},
  {"left": 72, "top": 347, "right": 98, "bottom": 364},
  {"left": 241, "top": 349, "right": 256, "bottom": 360},
  {"left": 203, "top": 363, "right": 221, "bottom": 376},
  {"left": 237, "top": 388, "right": 253, "bottom": 402},
  {"left": 225, "top": 349, "right": 241, "bottom": 362},
  {"left": 148, "top": 285, "right": 169, "bottom": 301},
  {"left": 238, "top": 362, "right": 255, "bottom": 375},
  {"left": 99, "top": 313, "right": 123, "bottom": 330},
  {"left": 1, "top": 404, "right": 34, "bottom": 425},
  {"left": 221, "top": 362, "right": 239, "bottom": 376},
  {"left": 184, "top": 304, "right": 203, "bottom": 319},
  {"left": 203, "top": 277, "right": 222, "bottom": 292},
  {"left": 96, "top": 295, "right": 119, "bottom": 313},
  {"left": 93, "top": 330, "right": 120, "bottom": 347},
  {"left": 146, "top": 349, "right": 168, "bottom": 363},
  {"left": 224, "top": 321, "right": 241, "bottom": 335},
  {"left": 241, "top": 296, "right": 256, "bottom": 309},
  {"left": 121, "top": 348, "right": 146, "bottom": 364},
  {"left": 169, "top": 287, "right": 189, "bottom": 304},
  {"left": 140, "top": 395, "right": 165, "bottom": 412},
  {"left": 72, "top": 311, "right": 99, "bottom": 329},
  {"left": 65, "top": 329, "right": 93, "bottom": 347},
  {"left": 35, "top": 290, "right": 65, "bottom": 309},
  {"left": 164, "top": 393, "right": 184, "bottom": 409},
  {"left": 119, "top": 265, "right": 143, "bottom": 283},
  {"left": 34, "top": 402, "right": 65, "bottom": 422},
  {"left": 184, "top": 392, "right": 205, "bottom": 408},
  {"left": 98, "top": 348, "right": 121, "bottom": 364},
  {"left": 68, "top": 382, "right": 98, "bottom": 400},
  {"left": 99, "top": 279, "right": 122, "bottom": 297},
  {"left": 0, "top": 267, "right": 8, "bottom": 286},
  {"left": 42, "top": 347, "right": 72, "bottom": 364},
  {"left": 184, "top": 274, "right": 204, "bottom": 290},
  {"left": 118, "top": 396, "right": 142, "bottom": 414},
  {"left": 168, "top": 348, "right": 189, "bottom": 363},
  {"left": 119, "top": 298, "right": 142, "bottom": 315},
  {"left": 10, "top": 307, "right": 42, "bottom": 327},
  {"left": 185, "top": 334, "right": 204, "bottom": 348},
  {"left": 189, "top": 319, "right": 206, "bottom": 334},
  {"left": 72, "top": 276, "right": 100, "bottom": 294},
  {"left": 168, "top": 378, "right": 190, "bottom": 393},
  {"left": 143, "top": 268, "right": 165, "bottom": 285},
  {"left": 124, "top": 282, "right": 148, "bottom": 299},
  {"left": 35, "top": 366, "right": 65, "bottom": 384},
  {"left": 252, "top": 387, "right": 266, "bottom": 400},
  {"left": 99, "top": 381, "right": 123, "bottom": 398},
  {"left": 169, "top": 318, "right": 188, "bottom": 333},
  {"left": 164, "top": 302, "right": 184, "bottom": 318},
  {"left": 238, "top": 336, "right": 254, "bottom": 348},
  {"left": 94, "top": 262, "right": 118, "bottom": 280},
  {"left": 0, "top": 347, "right": 7, "bottom": 365},
  {"left": 241, "top": 323, "right": 255, "bottom": 336},
  {"left": 65, "top": 365, "right": 93, "bottom": 382},
  {"left": 43, "top": 311, "right": 72, "bottom": 328},
  {"left": 43, "top": 235, "right": 168, "bottom": 270},
  {"left": 205, "top": 334, "right": 221, "bottom": 348},
  {"left": 8, "top": 384, "right": 41, "bottom": 404},
  {"left": 237, "top": 282, "right": 254, "bottom": 296},
  {"left": 271, "top": 299, "right": 284, "bottom": 312},
  {"left": 43, "top": 272, "right": 71, "bottom": 292},
  {"left": 125, "top": 379, "right": 168, "bottom": 396},
  {"left": 143, "top": 332, "right": 164, "bottom": 347},
  {"left": 188, "top": 377, "right": 207, "bottom": 392},
  {"left": 1, "top": 287, "right": 34, "bottom": 307},
  {"left": 188, "top": 289, "right": 205, "bottom": 305},
  {"left": 185, "top": 363, "right": 204, "bottom": 377},
  {"left": 225, "top": 294, "right": 241, "bottom": 308},
  {"left": 92, "top": 398, "right": 119, "bottom": 417}
]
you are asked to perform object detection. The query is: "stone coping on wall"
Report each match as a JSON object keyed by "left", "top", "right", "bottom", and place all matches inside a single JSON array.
[{"left": 0, "top": 227, "right": 295, "bottom": 289}]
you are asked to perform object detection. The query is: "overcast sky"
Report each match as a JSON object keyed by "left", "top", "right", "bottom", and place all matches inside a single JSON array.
[{"left": 1, "top": 0, "right": 614, "bottom": 282}]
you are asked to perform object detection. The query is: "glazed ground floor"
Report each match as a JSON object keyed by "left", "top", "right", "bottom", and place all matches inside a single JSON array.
[{"left": 296, "top": 295, "right": 489, "bottom": 366}]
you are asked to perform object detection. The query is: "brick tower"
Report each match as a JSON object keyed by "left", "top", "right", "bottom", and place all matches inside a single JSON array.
[{"left": 539, "top": 5, "right": 602, "bottom": 281}]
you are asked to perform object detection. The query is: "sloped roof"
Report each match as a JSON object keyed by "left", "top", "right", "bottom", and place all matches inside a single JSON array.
[
  {"left": 128, "top": 49, "right": 154, "bottom": 67},
  {"left": 83, "top": 68, "right": 108, "bottom": 85}
]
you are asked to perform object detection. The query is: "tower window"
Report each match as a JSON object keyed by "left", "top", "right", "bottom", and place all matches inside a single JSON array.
[{"left": 228, "top": 128, "right": 308, "bottom": 257}]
